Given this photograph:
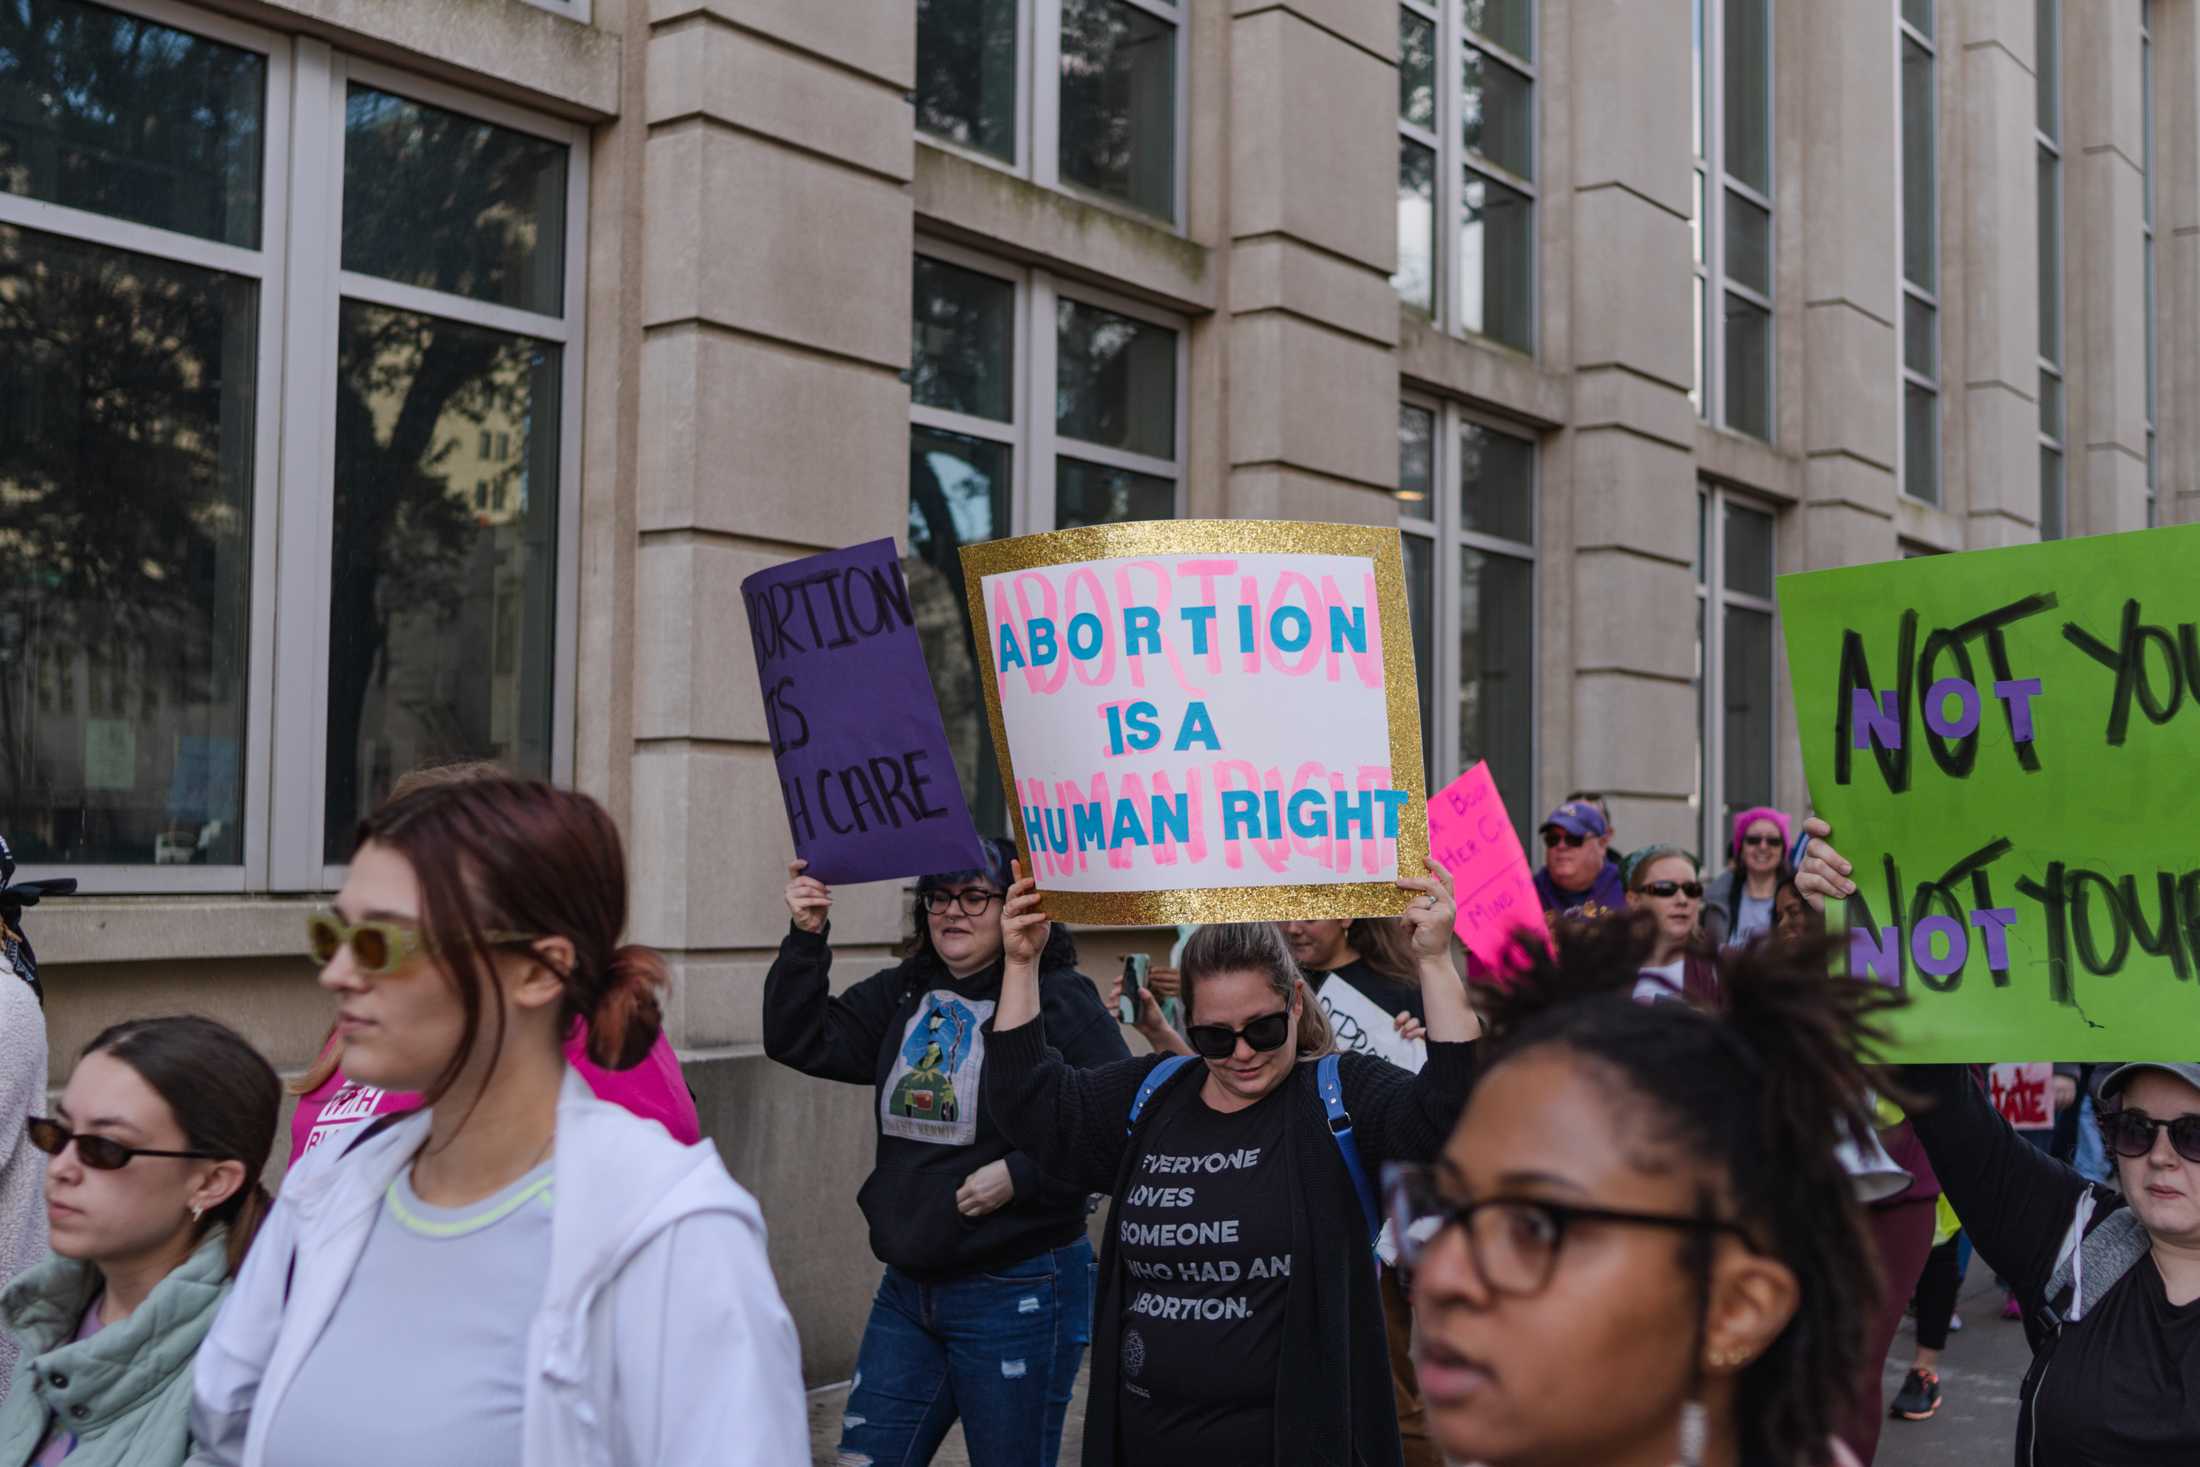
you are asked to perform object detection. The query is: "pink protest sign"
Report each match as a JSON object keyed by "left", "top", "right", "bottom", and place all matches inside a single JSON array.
[{"left": 1428, "top": 762, "right": 1547, "bottom": 976}]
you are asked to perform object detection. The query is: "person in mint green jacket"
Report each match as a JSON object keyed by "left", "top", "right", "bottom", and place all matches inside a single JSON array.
[{"left": 0, "top": 1016, "right": 279, "bottom": 1466}]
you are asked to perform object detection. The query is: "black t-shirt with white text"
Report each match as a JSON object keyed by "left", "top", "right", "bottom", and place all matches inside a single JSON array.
[{"left": 1116, "top": 1080, "right": 1293, "bottom": 1466}]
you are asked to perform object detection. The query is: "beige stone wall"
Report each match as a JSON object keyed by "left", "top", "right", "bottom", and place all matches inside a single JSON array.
[{"left": 27, "top": 0, "right": 2188, "bottom": 1394}]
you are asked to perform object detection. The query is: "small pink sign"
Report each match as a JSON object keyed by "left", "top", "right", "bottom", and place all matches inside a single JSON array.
[{"left": 1428, "top": 762, "right": 1549, "bottom": 979}]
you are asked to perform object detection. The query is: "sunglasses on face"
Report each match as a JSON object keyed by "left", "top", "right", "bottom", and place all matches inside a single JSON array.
[
  {"left": 1186, "top": 1009, "right": 1292, "bottom": 1061},
  {"left": 2100, "top": 1107, "right": 2200, "bottom": 1164},
  {"left": 1637, "top": 880, "right": 1704, "bottom": 900},
  {"left": 1542, "top": 830, "right": 1589, "bottom": 850},
  {"left": 920, "top": 888, "right": 1003, "bottom": 917},
  {"left": 307, "top": 912, "right": 538, "bottom": 975},
  {"left": 1741, "top": 834, "right": 1783, "bottom": 849},
  {"left": 1382, "top": 1162, "right": 1748, "bottom": 1293},
  {"left": 27, "top": 1117, "right": 226, "bottom": 1172}
]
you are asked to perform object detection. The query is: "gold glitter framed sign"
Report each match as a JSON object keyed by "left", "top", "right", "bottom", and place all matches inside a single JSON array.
[{"left": 958, "top": 520, "right": 1429, "bottom": 925}]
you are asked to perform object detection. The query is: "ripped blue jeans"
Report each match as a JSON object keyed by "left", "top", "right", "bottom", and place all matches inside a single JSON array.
[{"left": 837, "top": 1237, "right": 1095, "bottom": 1467}]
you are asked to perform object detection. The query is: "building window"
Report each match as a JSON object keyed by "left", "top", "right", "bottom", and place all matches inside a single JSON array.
[
  {"left": 2143, "top": 0, "right": 2158, "bottom": 527},
  {"left": 1898, "top": 0, "right": 1940, "bottom": 505},
  {"left": 0, "top": 1, "right": 584, "bottom": 890},
  {"left": 1694, "top": 489, "right": 1777, "bottom": 862},
  {"left": 1691, "top": 0, "right": 1775, "bottom": 439},
  {"left": 1398, "top": 399, "right": 1536, "bottom": 834},
  {"left": 907, "top": 244, "right": 1185, "bottom": 835},
  {"left": 2037, "top": 0, "right": 2064, "bottom": 539},
  {"left": 1392, "top": 0, "right": 1536, "bottom": 353},
  {"left": 915, "top": 0, "right": 1184, "bottom": 225}
]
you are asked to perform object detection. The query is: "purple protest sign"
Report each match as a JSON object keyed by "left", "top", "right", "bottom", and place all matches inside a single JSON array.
[{"left": 742, "top": 539, "right": 984, "bottom": 885}]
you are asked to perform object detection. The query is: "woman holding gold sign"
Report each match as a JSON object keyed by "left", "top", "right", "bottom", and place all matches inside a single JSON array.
[
  {"left": 1797, "top": 817, "right": 2200, "bottom": 1464},
  {"left": 985, "top": 861, "right": 1477, "bottom": 1467}
]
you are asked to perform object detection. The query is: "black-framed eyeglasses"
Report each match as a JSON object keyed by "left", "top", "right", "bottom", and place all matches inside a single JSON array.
[
  {"left": 1636, "top": 880, "right": 1704, "bottom": 900},
  {"left": 1382, "top": 1162, "right": 1749, "bottom": 1294},
  {"left": 26, "top": 1117, "right": 227, "bottom": 1172},
  {"left": 2099, "top": 1107, "right": 2200, "bottom": 1164},
  {"left": 1186, "top": 1009, "right": 1291, "bottom": 1061},
  {"left": 920, "top": 888, "right": 1003, "bottom": 917},
  {"left": 1741, "top": 834, "right": 1783, "bottom": 849},
  {"left": 1541, "top": 829, "right": 1588, "bottom": 850}
]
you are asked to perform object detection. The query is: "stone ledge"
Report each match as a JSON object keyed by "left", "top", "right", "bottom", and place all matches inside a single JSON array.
[
  {"left": 213, "top": 0, "right": 620, "bottom": 118},
  {"left": 36, "top": 896, "right": 324, "bottom": 968}
]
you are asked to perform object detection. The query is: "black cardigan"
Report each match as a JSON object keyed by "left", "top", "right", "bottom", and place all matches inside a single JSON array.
[{"left": 983, "top": 1017, "right": 1476, "bottom": 1467}]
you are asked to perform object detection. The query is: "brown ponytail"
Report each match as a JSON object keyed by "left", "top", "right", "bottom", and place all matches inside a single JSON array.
[{"left": 586, "top": 945, "right": 668, "bottom": 1070}]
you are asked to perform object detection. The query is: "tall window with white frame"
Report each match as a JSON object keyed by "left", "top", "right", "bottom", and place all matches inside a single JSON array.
[
  {"left": 1397, "top": 401, "right": 1536, "bottom": 835},
  {"left": 1695, "top": 490, "right": 1778, "bottom": 863},
  {"left": 2143, "top": 0, "right": 2158, "bottom": 527},
  {"left": 907, "top": 247, "right": 1184, "bottom": 834},
  {"left": 915, "top": 0, "right": 1184, "bottom": 224},
  {"left": 2037, "top": 0, "right": 2064, "bottom": 539},
  {"left": 0, "top": 0, "right": 583, "bottom": 888},
  {"left": 1899, "top": 0, "right": 1941, "bottom": 504},
  {"left": 1691, "top": 0, "right": 1775, "bottom": 438},
  {"left": 1391, "top": 1, "right": 1535, "bottom": 352}
]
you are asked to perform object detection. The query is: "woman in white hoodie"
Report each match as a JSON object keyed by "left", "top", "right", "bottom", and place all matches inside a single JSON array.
[{"left": 189, "top": 777, "right": 806, "bottom": 1467}]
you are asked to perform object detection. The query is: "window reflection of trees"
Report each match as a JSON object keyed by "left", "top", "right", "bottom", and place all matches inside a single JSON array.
[
  {"left": 325, "top": 302, "right": 557, "bottom": 860},
  {"left": 915, "top": 0, "right": 1018, "bottom": 161},
  {"left": 0, "top": 226, "right": 253, "bottom": 863},
  {"left": 1058, "top": 0, "right": 1173, "bottom": 218}
]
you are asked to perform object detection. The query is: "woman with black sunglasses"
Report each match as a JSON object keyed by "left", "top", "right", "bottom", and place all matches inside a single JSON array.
[
  {"left": 764, "top": 837, "right": 1128, "bottom": 1467},
  {"left": 1624, "top": 847, "right": 1720, "bottom": 1007},
  {"left": 983, "top": 861, "right": 1476, "bottom": 1467},
  {"left": 1798, "top": 818, "right": 2200, "bottom": 1464},
  {"left": 0, "top": 1016, "right": 278, "bottom": 1466},
  {"left": 1395, "top": 922, "right": 1885, "bottom": 1467}
]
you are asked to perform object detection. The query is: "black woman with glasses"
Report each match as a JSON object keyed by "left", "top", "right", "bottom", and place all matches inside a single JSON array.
[
  {"left": 1395, "top": 923, "right": 1887, "bottom": 1467},
  {"left": 764, "top": 835, "right": 1126, "bottom": 1467},
  {"left": 983, "top": 862, "right": 1476, "bottom": 1467},
  {"left": 0, "top": 1016, "right": 277, "bottom": 1465},
  {"left": 1798, "top": 818, "right": 2200, "bottom": 1465}
]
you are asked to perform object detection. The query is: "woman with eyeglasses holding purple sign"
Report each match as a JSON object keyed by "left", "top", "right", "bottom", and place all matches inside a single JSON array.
[
  {"left": 983, "top": 863, "right": 1477, "bottom": 1467},
  {"left": 1797, "top": 819, "right": 2200, "bottom": 1464},
  {"left": 765, "top": 836, "right": 1128, "bottom": 1467}
]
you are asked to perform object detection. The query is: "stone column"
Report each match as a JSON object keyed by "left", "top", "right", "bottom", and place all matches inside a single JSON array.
[
  {"left": 2153, "top": 0, "right": 2197, "bottom": 525},
  {"left": 1223, "top": 1, "right": 1400, "bottom": 523},
  {"left": 1562, "top": 0, "right": 1697, "bottom": 848},
  {"left": 2063, "top": 0, "right": 2151, "bottom": 535},
  {"left": 1795, "top": 0, "right": 1901, "bottom": 570},
  {"left": 1954, "top": 0, "right": 2044, "bottom": 546}
]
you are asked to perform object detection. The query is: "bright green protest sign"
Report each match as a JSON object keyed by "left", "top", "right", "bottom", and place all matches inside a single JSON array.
[{"left": 1778, "top": 523, "right": 2200, "bottom": 1061}]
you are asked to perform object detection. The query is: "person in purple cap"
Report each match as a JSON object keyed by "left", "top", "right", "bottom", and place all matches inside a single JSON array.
[
  {"left": 1532, "top": 800, "right": 1626, "bottom": 919},
  {"left": 1702, "top": 806, "right": 1792, "bottom": 948}
]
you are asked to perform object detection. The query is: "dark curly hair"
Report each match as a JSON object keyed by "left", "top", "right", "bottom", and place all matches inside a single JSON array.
[{"left": 1476, "top": 915, "right": 1903, "bottom": 1467}]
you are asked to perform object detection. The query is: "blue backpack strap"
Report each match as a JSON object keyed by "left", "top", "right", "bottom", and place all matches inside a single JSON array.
[
  {"left": 1318, "top": 1053, "right": 1383, "bottom": 1252},
  {"left": 1127, "top": 1055, "right": 1196, "bottom": 1135}
]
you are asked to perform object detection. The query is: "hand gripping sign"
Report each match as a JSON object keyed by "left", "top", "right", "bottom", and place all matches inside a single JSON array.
[
  {"left": 959, "top": 521, "right": 1429, "bottom": 925},
  {"left": 1778, "top": 522, "right": 2200, "bottom": 1061}
]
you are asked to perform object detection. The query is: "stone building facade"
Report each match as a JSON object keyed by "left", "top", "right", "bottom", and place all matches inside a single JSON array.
[{"left": 9, "top": 0, "right": 2187, "bottom": 1386}]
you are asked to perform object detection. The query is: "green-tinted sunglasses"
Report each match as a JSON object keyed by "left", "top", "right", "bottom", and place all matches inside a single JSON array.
[{"left": 306, "top": 912, "right": 539, "bottom": 974}]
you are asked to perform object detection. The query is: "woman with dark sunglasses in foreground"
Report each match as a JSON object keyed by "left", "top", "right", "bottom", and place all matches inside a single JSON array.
[
  {"left": 1394, "top": 921, "right": 1886, "bottom": 1467},
  {"left": 764, "top": 837, "right": 1127, "bottom": 1467},
  {"left": 0, "top": 1016, "right": 278, "bottom": 1465},
  {"left": 985, "top": 862, "right": 1476, "bottom": 1467},
  {"left": 1798, "top": 818, "right": 2200, "bottom": 1464},
  {"left": 192, "top": 777, "right": 806, "bottom": 1466}
]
